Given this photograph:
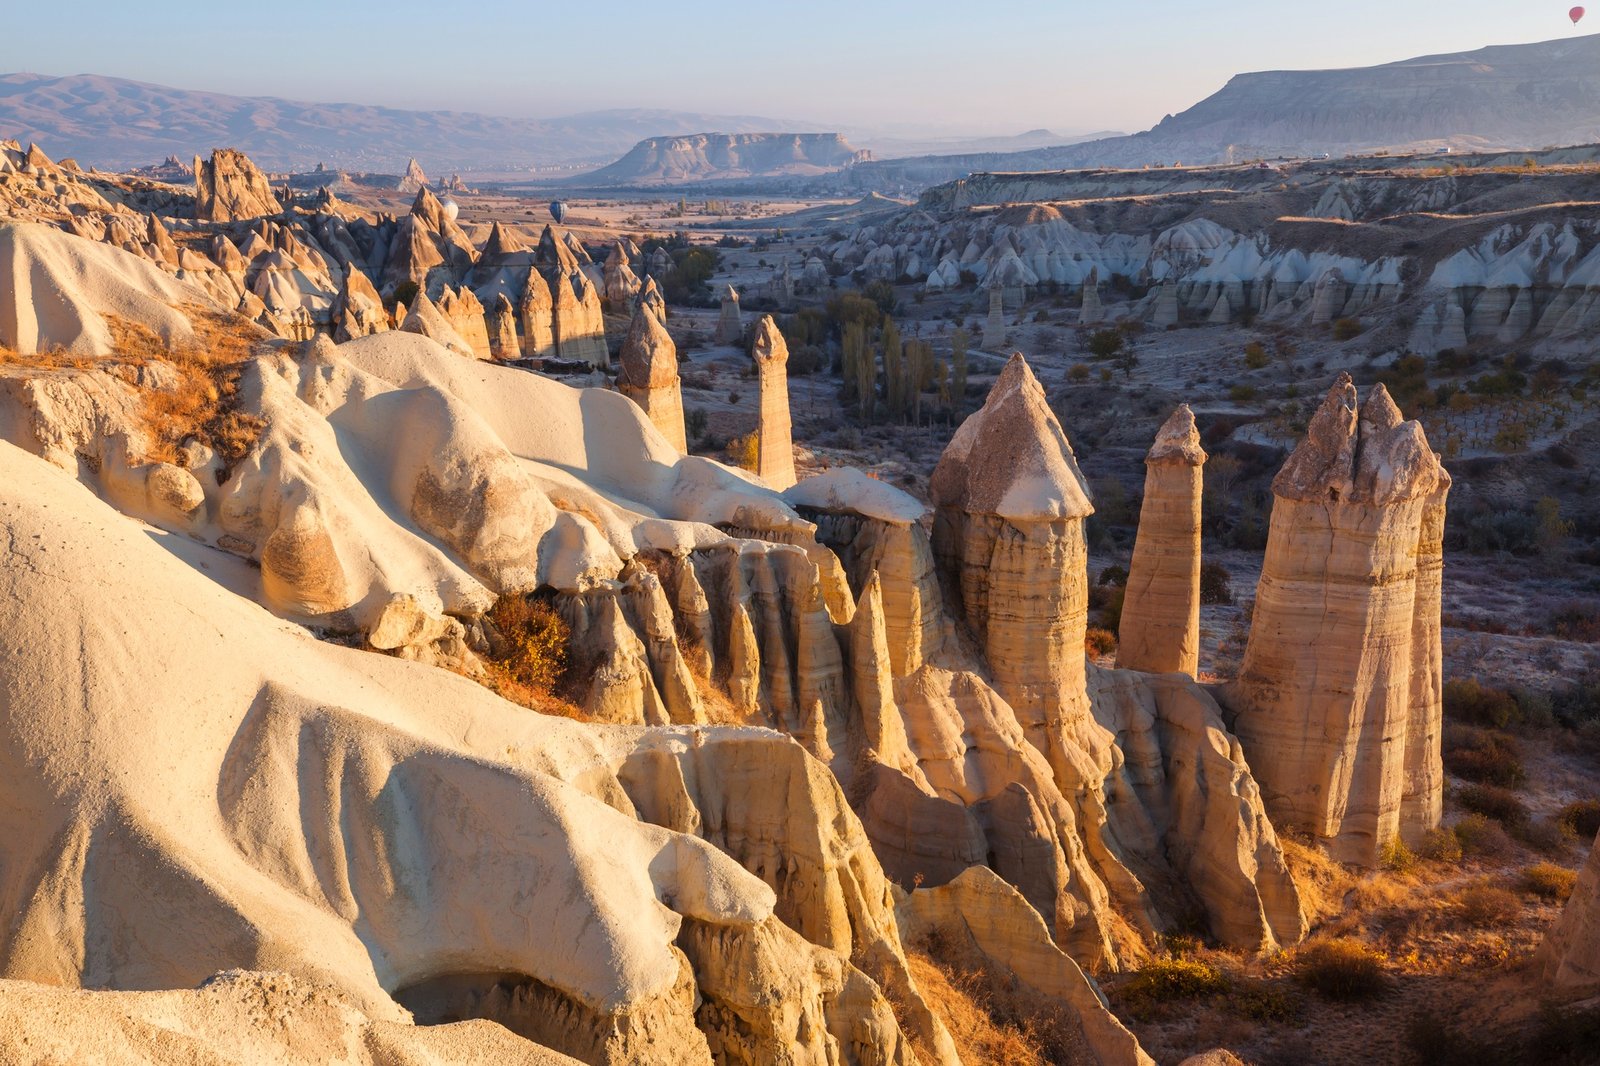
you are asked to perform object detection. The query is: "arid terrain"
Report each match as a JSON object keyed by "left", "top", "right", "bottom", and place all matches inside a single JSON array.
[{"left": 2, "top": 24, "right": 1600, "bottom": 1062}]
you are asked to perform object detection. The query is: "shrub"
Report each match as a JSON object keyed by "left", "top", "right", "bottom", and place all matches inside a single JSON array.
[
  {"left": 1332, "top": 317, "right": 1363, "bottom": 340},
  {"left": 1097, "top": 565, "right": 1129, "bottom": 587},
  {"left": 485, "top": 593, "right": 571, "bottom": 701},
  {"left": 1455, "top": 814, "right": 1514, "bottom": 858},
  {"left": 1229, "top": 384, "right": 1257, "bottom": 402},
  {"left": 1418, "top": 826, "right": 1463, "bottom": 863},
  {"left": 1294, "top": 940, "right": 1389, "bottom": 1000},
  {"left": 1455, "top": 885, "right": 1519, "bottom": 926},
  {"left": 1243, "top": 341, "right": 1269, "bottom": 369},
  {"left": 1442, "top": 726, "right": 1526, "bottom": 787},
  {"left": 685, "top": 407, "right": 709, "bottom": 442},
  {"left": 1558, "top": 800, "right": 1600, "bottom": 840},
  {"left": 1457, "top": 784, "right": 1530, "bottom": 829},
  {"left": 1226, "top": 979, "right": 1301, "bottom": 1023},
  {"left": 1199, "top": 562, "right": 1234, "bottom": 605},
  {"left": 1087, "top": 329, "right": 1125, "bottom": 360},
  {"left": 1119, "top": 958, "right": 1230, "bottom": 1015},
  {"left": 1085, "top": 627, "right": 1118, "bottom": 657},
  {"left": 1522, "top": 862, "right": 1579, "bottom": 901},
  {"left": 1067, "top": 362, "right": 1091, "bottom": 383},
  {"left": 1443, "top": 678, "right": 1521, "bottom": 728},
  {"left": 726, "top": 431, "right": 759, "bottom": 471},
  {"left": 1380, "top": 837, "right": 1418, "bottom": 874}
]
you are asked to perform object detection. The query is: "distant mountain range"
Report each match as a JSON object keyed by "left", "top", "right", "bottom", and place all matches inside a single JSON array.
[
  {"left": 885, "top": 33, "right": 1600, "bottom": 178},
  {"left": 0, "top": 73, "right": 828, "bottom": 172},
  {"left": 6, "top": 35, "right": 1599, "bottom": 184},
  {"left": 582, "top": 133, "right": 872, "bottom": 185}
]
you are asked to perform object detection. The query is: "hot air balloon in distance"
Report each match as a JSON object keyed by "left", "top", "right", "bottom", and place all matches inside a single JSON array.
[
  {"left": 1572, "top": 6, "right": 1586, "bottom": 24},
  {"left": 549, "top": 200, "right": 569, "bottom": 224},
  {"left": 442, "top": 198, "right": 460, "bottom": 222}
]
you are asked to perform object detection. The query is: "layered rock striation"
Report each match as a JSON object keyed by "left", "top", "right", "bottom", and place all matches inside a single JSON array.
[
  {"left": 750, "top": 315, "right": 797, "bottom": 490},
  {"left": 1225, "top": 374, "right": 1449, "bottom": 865},
  {"left": 1118, "top": 404, "right": 1206, "bottom": 677},
  {"left": 618, "top": 305, "right": 686, "bottom": 451}
]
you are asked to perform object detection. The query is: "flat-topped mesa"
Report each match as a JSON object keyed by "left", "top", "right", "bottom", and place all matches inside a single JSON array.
[
  {"left": 1227, "top": 374, "right": 1450, "bottom": 866},
  {"left": 194, "top": 148, "right": 282, "bottom": 223},
  {"left": 618, "top": 306, "right": 686, "bottom": 451},
  {"left": 715, "top": 284, "right": 742, "bottom": 345},
  {"left": 750, "top": 315, "right": 796, "bottom": 490},
  {"left": 1118, "top": 404, "right": 1207, "bottom": 677},
  {"left": 930, "top": 353, "right": 1097, "bottom": 758}
]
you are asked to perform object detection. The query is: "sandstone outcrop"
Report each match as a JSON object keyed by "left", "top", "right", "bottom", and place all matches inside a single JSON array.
[
  {"left": 618, "top": 305, "right": 686, "bottom": 451},
  {"left": 0, "top": 439, "right": 957, "bottom": 1064},
  {"left": 982, "top": 287, "right": 1005, "bottom": 348},
  {"left": 552, "top": 270, "right": 608, "bottom": 367},
  {"left": 931, "top": 353, "right": 1096, "bottom": 748},
  {"left": 519, "top": 266, "right": 557, "bottom": 359},
  {"left": 750, "top": 315, "right": 796, "bottom": 489},
  {"left": 1081, "top": 268, "right": 1105, "bottom": 325},
  {"left": 602, "top": 242, "right": 641, "bottom": 307},
  {"left": 1225, "top": 375, "right": 1449, "bottom": 865},
  {"left": 899, "top": 867, "right": 1154, "bottom": 1066},
  {"left": 1534, "top": 832, "right": 1600, "bottom": 993},
  {"left": 0, "top": 971, "right": 582, "bottom": 1065},
  {"left": 194, "top": 148, "right": 282, "bottom": 223},
  {"left": 1118, "top": 404, "right": 1206, "bottom": 677},
  {"left": 438, "top": 285, "right": 493, "bottom": 359},
  {"left": 399, "top": 290, "right": 475, "bottom": 357},
  {"left": 638, "top": 274, "right": 667, "bottom": 324},
  {"left": 331, "top": 265, "right": 388, "bottom": 342},
  {"left": 397, "top": 157, "right": 427, "bottom": 193},
  {"left": 489, "top": 292, "right": 521, "bottom": 360},
  {"left": 715, "top": 284, "right": 742, "bottom": 344}
]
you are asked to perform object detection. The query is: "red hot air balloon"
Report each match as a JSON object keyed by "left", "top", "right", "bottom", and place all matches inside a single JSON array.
[{"left": 1573, "top": 6, "right": 1586, "bottom": 24}]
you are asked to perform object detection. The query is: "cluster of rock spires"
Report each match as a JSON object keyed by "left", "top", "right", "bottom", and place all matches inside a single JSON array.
[
  {"left": 2, "top": 145, "right": 1596, "bottom": 1062},
  {"left": 824, "top": 168, "right": 1600, "bottom": 346},
  {"left": 3, "top": 142, "right": 641, "bottom": 364}
]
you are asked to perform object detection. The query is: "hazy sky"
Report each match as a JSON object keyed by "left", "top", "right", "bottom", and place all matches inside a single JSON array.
[{"left": 5, "top": 2, "right": 1589, "bottom": 134}]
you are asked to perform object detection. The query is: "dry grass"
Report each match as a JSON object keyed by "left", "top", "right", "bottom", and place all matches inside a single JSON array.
[
  {"left": 132, "top": 306, "right": 269, "bottom": 470},
  {"left": 480, "top": 593, "right": 586, "bottom": 720},
  {"left": 903, "top": 936, "right": 1085, "bottom": 1066},
  {"left": 1519, "top": 862, "right": 1578, "bottom": 901}
]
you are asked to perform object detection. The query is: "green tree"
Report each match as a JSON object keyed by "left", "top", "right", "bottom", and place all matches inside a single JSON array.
[
  {"left": 881, "top": 318, "right": 904, "bottom": 420},
  {"left": 1088, "top": 329, "right": 1125, "bottom": 360}
]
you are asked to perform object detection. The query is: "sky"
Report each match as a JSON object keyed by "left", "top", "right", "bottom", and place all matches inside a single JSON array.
[{"left": 5, "top": 1, "right": 1590, "bottom": 136}]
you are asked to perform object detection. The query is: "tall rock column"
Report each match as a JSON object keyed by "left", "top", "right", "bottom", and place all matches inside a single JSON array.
[
  {"left": 982, "top": 288, "right": 1006, "bottom": 348},
  {"left": 750, "top": 315, "right": 796, "bottom": 490},
  {"left": 1402, "top": 470, "right": 1450, "bottom": 837},
  {"left": 1226, "top": 374, "right": 1448, "bottom": 865},
  {"left": 715, "top": 285, "right": 743, "bottom": 345},
  {"left": 518, "top": 268, "right": 556, "bottom": 359},
  {"left": 618, "top": 306, "right": 687, "bottom": 451},
  {"left": 930, "top": 353, "right": 1098, "bottom": 778},
  {"left": 1117, "top": 404, "right": 1206, "bottom": 677}
]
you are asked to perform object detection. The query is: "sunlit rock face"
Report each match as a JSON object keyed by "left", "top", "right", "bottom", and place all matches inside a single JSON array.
[
  {"left": 1535, "top": 832, "right": 1600, "bottom": 994},
  {"left": 1225, "top": 374, "right": 1449, "bottom": 866},
  {"left": 618, "top": 304, "right": 686, "bottom": 452},
  {"left": 1117, "top": 404, "right": 1206, "bottom": 678}
]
